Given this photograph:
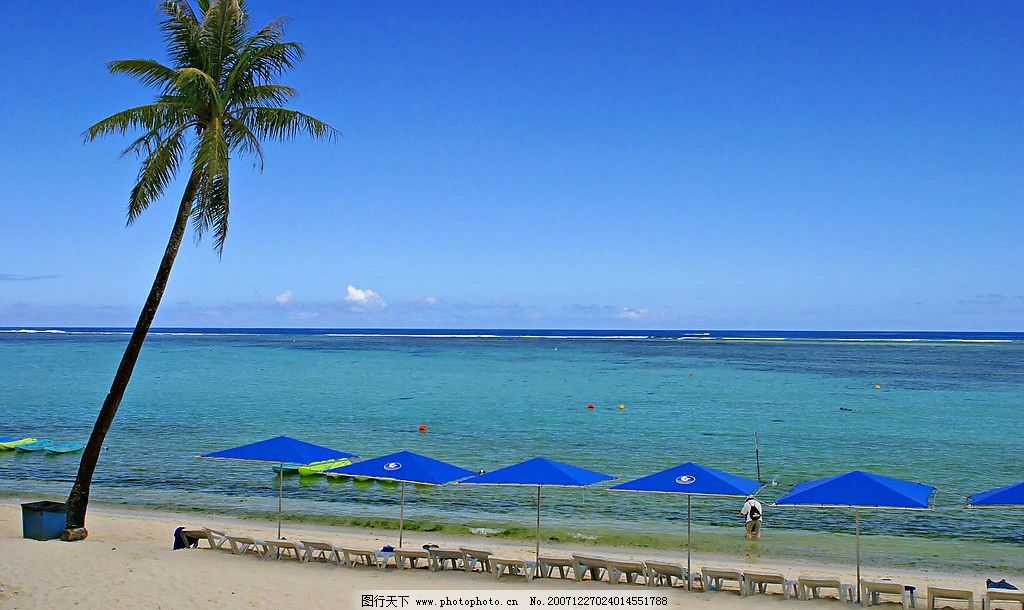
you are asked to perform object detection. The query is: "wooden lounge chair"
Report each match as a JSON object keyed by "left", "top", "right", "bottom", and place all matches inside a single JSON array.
[
  {"left": 927, "top": 587, "right": 973, "bottom": 609},
  {"left": 539, "top": 556, "right": 576, "bottom": 579},
  {"left": 643, "top": 561, "right": 696, "bottom": 589},
  {"left": 341, "top": 548, "right": 383, "bottom": 569},
  {"left": 459, "top": 548, "right": 494, "bottom": 573},
  {"left": 862, "top": 580, "right": 916, "bottom": 608},
  {"left": 225, "top": 534, "right": 269, "bottom": 558},
  {"left": 427, "top": 548, "right": 464, "bottom": 572},
  {"left": 299, "top": 539, "right": 343, "bottom": 564},
  {"left": 394, "top": 548, "right": 430, "bottom": 570},
  {"left": 605, "top": 558, "right": 647, "bottom": 585},
  {"left": 797, "top": 577, "right": 856, "bottom": 603},
  {"left": 491, "top": 557, "right": 537, "bottom": 581},
  {"left": 572, "top": 554, "right": 610, "bottom": 582},
  {"left": 264, "top": 539, "right": 304, "bottom": 561},
  {"left": 744, "top": 571, "right": 798, "bottom": 599},
  {"left": 201, "top": 527, "right": 231, "bottom": 550},
  {"left": 982, "top": 588, "right": 1024, "bottom": 610},
  {"left": 701, "top": 567, "right": 746, "bottom": 596}
]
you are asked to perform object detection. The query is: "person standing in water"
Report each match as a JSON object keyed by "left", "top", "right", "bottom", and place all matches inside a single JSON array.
[{"left": 740, "top": 494, "right": 763, "bottom": 539}]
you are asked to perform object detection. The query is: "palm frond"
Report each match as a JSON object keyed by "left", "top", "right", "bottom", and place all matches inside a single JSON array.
[
  {"left": 159, "top": 1, "right": 206, "bottom": 73},
  {"left": 227, "top": 84, "right": 297, "bottom": 109},
  {"left": 222, "top": 17, "right": 295, "bottom": 92},
  {"left": 225, "top": 118, "right": 265, "bottom": 171},
  {"left": 84, "top": 103, "right": 188, "bottom": 142},
  {"left": 119, "top": 117, "right": 197, "bottom": 159},
  {"left": 108, "top": 59, "right": 179, "bottom": 90},
  {"left": 175, "top": 67, "right": 223, "bottom": 113},
  {"left": 127, "top": 127, "right": 188, "bottom": 224},
  {"left": 239, "top": 42, "right": 304, "bottom": 84},
  {"left": 235, "top": 107, "right": 339, "bottom": 143},
  {"left": 193, "top": 116, "right": 230, "bottom": 176},
  {"left": 201, "top": 0, "right": 245, "bottom": 84},
  {"left": 190, "top": 169, "right": 231, "bottom": 254}
]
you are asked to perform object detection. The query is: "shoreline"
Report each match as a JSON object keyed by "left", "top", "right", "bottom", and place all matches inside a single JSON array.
[
  {"left": 3, "top": 495, "right": 1021, "bottom": 574},
  {"left": 2, "top": 500, "right": 1020, "bottom": 610},
  {"left": 4, "top": 491, "right": 1019, "bottom": 573}
]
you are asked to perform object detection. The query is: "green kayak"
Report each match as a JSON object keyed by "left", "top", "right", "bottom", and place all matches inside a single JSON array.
[
  {"left": 298, "top": 458, "right": 352, "bottom": 476},
  {"left": 0, "top": 437, "right": 37, "bottom": 450}
]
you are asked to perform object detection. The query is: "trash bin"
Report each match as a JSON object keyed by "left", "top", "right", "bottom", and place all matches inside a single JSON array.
[{"left": 21, "top": 501, "right": 67, "bottom": 540}]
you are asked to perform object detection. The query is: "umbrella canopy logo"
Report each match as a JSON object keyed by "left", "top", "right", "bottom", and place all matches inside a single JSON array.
[
  {"left": 384, "top": 462, "right": 402, "bottom": 471},
  {"left": 675, "top": 475, "right": 697, "bottom": 485}
]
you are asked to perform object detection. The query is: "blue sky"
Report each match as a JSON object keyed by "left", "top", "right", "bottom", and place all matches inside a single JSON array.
[{"left": 1, "top": 1, "right": 1021, "bottom": 329}]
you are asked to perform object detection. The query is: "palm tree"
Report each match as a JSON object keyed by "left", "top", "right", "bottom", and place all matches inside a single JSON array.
[{"left": 63, "top": 0, "right": 338, "bottom": 540}]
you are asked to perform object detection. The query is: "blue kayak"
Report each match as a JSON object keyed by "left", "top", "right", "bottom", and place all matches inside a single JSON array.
[
  {"left": 15, "top": 440, "right": 52, "bottom": 452},
  {"left": 44, "top": 442, "right": 85, "bottom": 455}
]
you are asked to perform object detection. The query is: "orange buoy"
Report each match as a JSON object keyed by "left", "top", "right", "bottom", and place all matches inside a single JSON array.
[
  {"left": 418, "top": 424, "right": 428, "bottom": 433},
  {"left": 873, "top": 385, "right": 881, "bottom": 390},
  {"left": 619, "top": 403, "right": 625, "bottom": 410},
  {"left": 586, "top": 403, "right": 596, "bottom": 410}
]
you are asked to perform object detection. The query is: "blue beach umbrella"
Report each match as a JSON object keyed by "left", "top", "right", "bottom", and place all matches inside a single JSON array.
[
  {"left": 774, "top": 470, "right": 935, "bottom": 601},
  {"left": 459, "top": 457, "right": 616, "bottom": 564},
  {"left": 326, "top": 450, "right": 475, "bottom": 547},
  {"left": 968, "top": 481, "right": 1024, "bottom": 508},
  {"left": 200, "top": 435, "right": 357, "bottom": 538},
  {"left": 610, "top": 462, "right": 762, "bottom": 589}
]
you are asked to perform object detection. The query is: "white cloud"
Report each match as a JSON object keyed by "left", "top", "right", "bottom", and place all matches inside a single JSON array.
[
  {"left": 345, "top": 284, "right": 387, "bottom": 311},
  {"left": 619, "top": 307, "right": 649, "bottom": 320},
  {"left": 275, "top": 290, "right": 294, "bottom": 305}
]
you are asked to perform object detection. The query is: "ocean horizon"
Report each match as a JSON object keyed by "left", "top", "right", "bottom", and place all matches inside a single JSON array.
[{"left": 3, "top": 327, "right": 1023, "bottom": 341}]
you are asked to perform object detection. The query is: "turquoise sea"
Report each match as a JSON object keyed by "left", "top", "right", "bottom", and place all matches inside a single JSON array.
[{"left": 1, "top": 328, "right": 1021, "bottom": 568}]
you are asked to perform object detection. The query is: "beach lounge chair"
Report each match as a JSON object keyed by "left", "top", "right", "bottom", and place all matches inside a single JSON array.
[
  {"left": 299, "top": 539, "right": 343, "bottom": 564},
  {"left": 643, "top": 561, "right": 696, "bottom": 589},
  {"left": 226, "top": 534, "right": 269, "bottom": 558},
  {"left": 744, "top": 571, "right": 798, "bottom": 599},
  {"left": 926, "top": 587, "right": 973, "bottom": 609},
  {"left": 459, "top": 548, "right": 494, "bottom": 573},
  {"left": 264, "top": 539, "right": 304, "bottom": 561},
  {"left": 982, "top": 588, "right": 1024, "bottom": 610},
  {"left": 572, "top": 554, "right": 610, "bottom": 582},
  {"left": 862, "top": 580, "right": 916, "bottom": 608},
  {"left": 797, "top": 577, "right": 856, "bottom": 603},
  {"left": 427, "top": 548, "right": 464, "bottom": 571},
  {"left": 200, "top": 527, "right": 231, "bottom": 549},
  {"left": 604, "top": 558, "right": 647, "bottom": 585},
  {"left": 539, "top": 556, "right": 576, "bottom": 580},
  {"left": 394, "top": 548, "right": 430, "bottom": 570},
  {"left": 702, "top": 567, "right": 747, "bottom": 595},
  {"left": 341, "top": 548, "right": 386, "bottom": 570},
  {"left": 491, "top": 558, "right": 537, "bottom": 581}
]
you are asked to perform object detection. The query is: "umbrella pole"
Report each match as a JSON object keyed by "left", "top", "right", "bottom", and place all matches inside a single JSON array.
[
  {"left": 855, "top": 508, "right": 861, "bottom": 603},
  {"left": 687, "top": 494, "right": 692, "bottom": 590},
  {"left": 535, "top": 486, "right": 541, "bottom": 566},
  {"left": 400, "top": 482, "right": 406, "bottom": 548},
  {"left": 277, "top": 462, "right": 283, "bottom": 539}
]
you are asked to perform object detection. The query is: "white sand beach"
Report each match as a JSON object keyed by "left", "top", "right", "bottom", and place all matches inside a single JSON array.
[{"left": 0, "top": 501, "right": 1013, "bottom": 610}]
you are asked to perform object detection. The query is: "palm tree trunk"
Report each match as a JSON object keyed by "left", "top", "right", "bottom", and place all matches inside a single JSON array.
[{"left": 63, "top": 170, "right": 202, "bottom": 540}]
